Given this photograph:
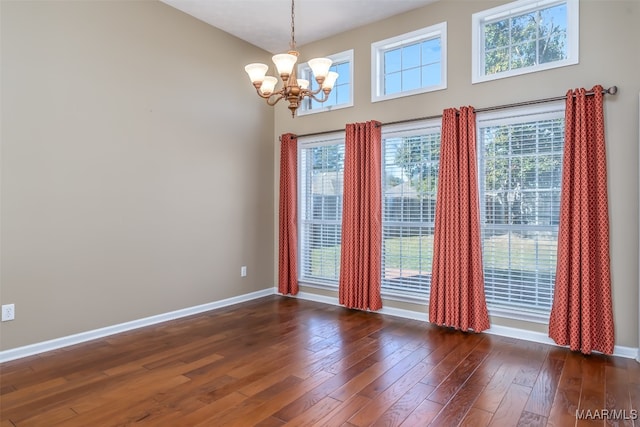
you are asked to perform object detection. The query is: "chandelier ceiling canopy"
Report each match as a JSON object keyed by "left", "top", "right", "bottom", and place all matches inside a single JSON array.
[{"left": 244, "top": 0, "right": 338, "bottom": 117}]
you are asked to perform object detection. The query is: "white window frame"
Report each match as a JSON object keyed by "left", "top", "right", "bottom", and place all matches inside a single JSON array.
[
  {"left": 380, "top": 120, "right": 441, "bottom": 301},
  {"left": 476, "top": 102, "right": 565, "bottom": 322},
  {"left": 371, "top": 22, "right": 447, "bottom": 103},
  {"left": 297, "top": 50, "right": 354, "bottom": 116},
  {"left": 297, "top": 131, "right": 346, "bottom": 288},
  {"left": 472, "top": 0, "right": 579, "bottom": 84},
  {"left": 296, "top": 104, "right": 567, "bottom": 325}
]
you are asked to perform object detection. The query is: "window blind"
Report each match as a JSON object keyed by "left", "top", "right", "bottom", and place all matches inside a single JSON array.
[
  {"left": 299, "top": 137, "right": 345, "bottom": 285},
  {"left": 478, "top": 109, "right": 564, "bottom": 314},
  {"left": 381, "top": 124, "right": 441, "bottom": 296}
]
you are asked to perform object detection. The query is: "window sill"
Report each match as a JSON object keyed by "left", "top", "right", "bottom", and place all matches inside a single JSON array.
[
  {"left": 296, "top": 102, "right": 353, "bottom": 117},
  {"left": 472, "top": 59, "right": 579, "bottom": 85},
  {"left": 487, "top": 305, "right": 549, "bottom": 324},
  {"left": 299, "top": 283, "right": 549, "bottom": 324},
  {"left": 298, "top": 280, "right": 338, "bottom": 291},
  {"left": 371, "top": 84, "right": 446, "bottom": 103}
]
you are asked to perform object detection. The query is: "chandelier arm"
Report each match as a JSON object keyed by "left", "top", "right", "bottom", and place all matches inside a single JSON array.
[
  {"left": 253, "top": 88, "right": 268, "bottom": 99},
  {"left": 266, "top": 93, "right": 285, "bottom": 106},
  {"left": 307, "top": 90, "right": 331, "bottom": 103},
  {"left": 305, "top": 85, "right": 325, "bottom": 97},
  {"left": 256, "top": 88, "right": 284, "bottom": 105}
]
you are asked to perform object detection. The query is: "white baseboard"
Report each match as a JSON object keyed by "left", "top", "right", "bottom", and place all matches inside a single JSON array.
[
  {"left": 486, "top": 324, "right": 639, "bottom": 360},
  {"left": 0, "top": 288, "right": 276, "bottom": 363},
  {"left": 293, "top": 291, "right": 640, "bottom": 361},
  {"left": 2, "top": 288, "right": 637, "bottom": 363}
]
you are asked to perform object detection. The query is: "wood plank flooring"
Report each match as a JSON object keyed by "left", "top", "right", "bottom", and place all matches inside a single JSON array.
[{"left": 1, "top": 296, "right": 638, "bottom": 426}]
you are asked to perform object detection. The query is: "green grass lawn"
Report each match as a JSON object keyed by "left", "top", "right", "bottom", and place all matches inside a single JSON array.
[
  {"left": 308, "top": 232, "right": 558, "bottom": 277},
  {"left": 482, "top": 232, "right": 557, "bottom": 272}
]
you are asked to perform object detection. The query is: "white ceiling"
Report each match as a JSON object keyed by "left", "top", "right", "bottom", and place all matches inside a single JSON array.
[{"left": 160, "top": 0, "right": 438, "bottom": 53}]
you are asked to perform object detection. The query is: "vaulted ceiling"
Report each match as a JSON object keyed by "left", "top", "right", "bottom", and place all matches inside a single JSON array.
[{"left": 160, "top": 0, "right": 438, "bottom": 53}]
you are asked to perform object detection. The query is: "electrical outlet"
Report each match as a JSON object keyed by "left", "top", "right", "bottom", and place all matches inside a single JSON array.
[
  {"left": 241, "top": 266, "right": 247, "bottom": 277},
  {"left": 2, "top": 304, "right": 15, "bottom": 321}
]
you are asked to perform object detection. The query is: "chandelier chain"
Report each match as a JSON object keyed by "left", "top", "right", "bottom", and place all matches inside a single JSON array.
[{"left": 290, "top": 0, "right": 296, "bottom": 50}]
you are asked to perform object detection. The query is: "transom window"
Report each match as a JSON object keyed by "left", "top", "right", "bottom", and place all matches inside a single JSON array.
[
  {"left": 371, "top": 22, "right": 447, "bottom": 103},
  {"left": 297, "top": 50, "right": 353, "bottom": 115},
  {"left": 472, "top": 0, "right": 579, "bottom": 83}
]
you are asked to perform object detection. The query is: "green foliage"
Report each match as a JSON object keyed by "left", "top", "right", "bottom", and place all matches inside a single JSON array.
[
  {"left": 385, "top": 174, "right": 403, "bottom": 187},
  {"left": 312, "top": 145, "right": 343, "bottom": 171},
  {"left": 484, "top": 3, "right": 567, "bottom": 75},
  {"left": 483, "top": 119, "right": 564, "bottom": 225},
  {"left": 392, "top": 119, "right": 563, "bottom": 226},
  {"left": 393, "top": 135, "right": 440, "bottom": 195},
  {"left": 483, "top": 120, "right": 563, "bottom": 190}
]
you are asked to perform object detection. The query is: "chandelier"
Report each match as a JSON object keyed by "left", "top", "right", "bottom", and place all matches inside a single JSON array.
[{"left": 244, "top": 0, "right": 339, "bottom": 117}]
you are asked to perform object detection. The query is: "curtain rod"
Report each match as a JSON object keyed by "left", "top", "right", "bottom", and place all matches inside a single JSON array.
[{"left": 292, "top": 85, "right": 618, "bottom": 139}]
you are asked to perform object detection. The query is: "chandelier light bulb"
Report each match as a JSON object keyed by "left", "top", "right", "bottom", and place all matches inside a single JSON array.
[
  {"left": 272, "top": 53, "right": 298, "bottom": 77},
  {"left": 322, "top": 71, "right": 339, "bottom": 90},
  {"left": 259, "top": 76, "right": 278, "bottom": 95},
  {"left": 308, "top": 57, "right": 333, "bottom": 80},
  {"left": 244, "top": 63, "right": 269, "bottom": 84}
]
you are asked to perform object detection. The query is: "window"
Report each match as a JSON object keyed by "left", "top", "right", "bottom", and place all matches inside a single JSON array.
[
  {"left": 297, "top": 50, "right": 353, "bottom": 115},
  {"left": 477, "top": 104, "right": 565, "bottom": 317},
  {"left": 472, "top": 0, "right": 579, "bottom": 83},
  {"left": 371, "top": 23, "right": 447, "bottom": 103},
  {"left": 382, "top": 122, "right": 441, "bottom": 297},
  {"left": 297, "top": 105, "right": 565, "bottom": 321},
  {"left": 298, "top": 133, "right": 345, "bottom": 285}
]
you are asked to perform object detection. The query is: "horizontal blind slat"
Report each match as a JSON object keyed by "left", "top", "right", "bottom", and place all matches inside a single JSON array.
[
  {"left": 381, "top": 131, "right": 440, "bottom": 295},
  {"left": 479, "top": 115, "right": 563, "bottom": 313},
  {"left": 299, "top": 142, "right": 344, "bottom": 284}
]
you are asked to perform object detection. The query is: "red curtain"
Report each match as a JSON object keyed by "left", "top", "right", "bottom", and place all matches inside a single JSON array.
[
  {"left": 429, "top": 107, "right": 490, "bottom": 332},
  {"left": 548, "top": 86, "right": 614, "bottom": 354},
  {"left": 279, "top": 133, "right": 298, "bottom": 295},
  {"left": 339, "top": 121, "right": 383, "bottom": 311}
]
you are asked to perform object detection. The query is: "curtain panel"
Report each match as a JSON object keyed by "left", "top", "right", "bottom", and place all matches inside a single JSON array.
[
  {"left": 278, "top": 133, "right": 298, "bottom": 295},
  {"left": 429, "top": 107, "right": 490, "bottom": 332},
  {"left": 548, "top": 86, "right": 615, "bottom": 354},
  {"left": 339, "top": 121, "right": 383, "bottom": 311}
]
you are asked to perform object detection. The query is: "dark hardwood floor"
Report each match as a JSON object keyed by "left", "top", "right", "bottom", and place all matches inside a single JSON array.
[{"left": 1, "top": 296, "right": 638, "bottom": 426}]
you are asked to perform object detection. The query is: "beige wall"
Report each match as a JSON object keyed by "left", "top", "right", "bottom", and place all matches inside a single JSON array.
[
  {"left": 274, "top": 0, "right": 640, "bottom": 348},
  {"left": 1, "top": 0, "right": 637, "bottom": 354},
  {"left": 0, "top": 0, "right": 275, "bottom": 350}
]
